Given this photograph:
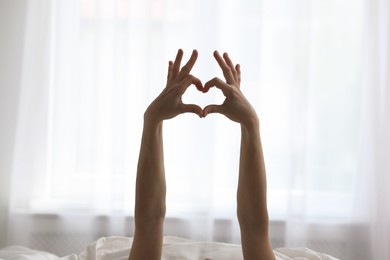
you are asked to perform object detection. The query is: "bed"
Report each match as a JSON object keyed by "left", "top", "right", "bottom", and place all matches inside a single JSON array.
[{"left": 0, "top": 236, "right": 339, "bottom": 260}]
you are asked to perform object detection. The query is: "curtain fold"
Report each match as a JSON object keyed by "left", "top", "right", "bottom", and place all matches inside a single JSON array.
[
  {"left": 353, "top": 0, "right": 390, "bottom": 259},
  {"left": 10, "top": 0, "right": 52, "bottom": 212},
  {"left": 6, "top": 0, "right": 389, "bottom": 259}
]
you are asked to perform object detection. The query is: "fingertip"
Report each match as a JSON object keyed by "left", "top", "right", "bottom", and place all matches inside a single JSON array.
[
  {"left": 203, "top": 77, "right": 221, "bottom": 93},
  {"left": 202, "top": 106, "right": 209, "bottom": 117},
  {"left": 195, "top": 80, "right": 203, "bottom": 92},
  {"left": 185, "top": 105, "right": 203, "bottom": 118},
  {"left": 203, "top": 108, "right": 210, "bottom": 117},
  {"left": 191, "top": 49, "right": 198, "bottom": 59},
  {"left": 203, "top": 105, "right": 212, "bottom": 114},
  {"left": 197, "top": 84, "right": 204, "bottom": 92},
  {"left": 202, "top": 84, "right": 209, "bottom": 93},
  {"left": 201, "top": 109, "right": 206, "bottom": 118}
]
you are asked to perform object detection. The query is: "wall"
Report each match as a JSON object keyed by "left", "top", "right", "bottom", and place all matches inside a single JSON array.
[{"left": 0, "top": 0, "right": 27, "bottom": 247}]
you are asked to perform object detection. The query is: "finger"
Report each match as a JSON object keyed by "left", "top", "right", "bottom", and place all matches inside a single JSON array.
[
  {"left": 223, "top": 52, "right": 238, "bottom": 84},
  {"left": 203, "top": 77, "right": 230, "bottom": 95},
  {"left": 214, "top": 50, "right": 235, "bottom": 84},
  {"left": 177, "top": 49, "right": 198, "bottom": 80},
  {"left": 180, "top": 74, "right": 203, "bottom": 93},
  {"left": 203, "top": 104, "right": 224, "bottom": 117},
  {"left": 166, "top": 61, "right": 173, "bottom": 86},
  {"left": 181, "top": 104, "right": 203, "bottom": 118},
  {"left": 169, "top": 49, "right": 183, "bottom": 81},
  {"left": 236, "top": 64, "right": 241, "bottom": 86}
]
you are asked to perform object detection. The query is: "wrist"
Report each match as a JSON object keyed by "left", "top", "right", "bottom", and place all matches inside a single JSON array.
[
  {"left": 144, "top": 108, "right": 163, "bottom": 128},
  {"left": 241, "top": 119, "right": 261, "bottom": 146},
  {"left": 144, "top": 118, "right": 163, "bottom": 133},
  {"left": 241, "top": 114, "right": 260, "bottom": 132}
]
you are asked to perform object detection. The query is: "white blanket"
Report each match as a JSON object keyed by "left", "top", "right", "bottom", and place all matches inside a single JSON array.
[{"left": 0, "top": 236, "right": 339, "bottom": 260}]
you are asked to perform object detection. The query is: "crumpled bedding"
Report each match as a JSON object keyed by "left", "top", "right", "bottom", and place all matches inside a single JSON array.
[{"left": 0, "top": 236, "right": 339, "bottom": 260}]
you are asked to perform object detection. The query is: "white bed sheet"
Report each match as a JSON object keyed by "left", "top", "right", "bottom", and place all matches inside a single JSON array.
[{"left": 0, "top": 236, "right": 339, "bottom": 260}]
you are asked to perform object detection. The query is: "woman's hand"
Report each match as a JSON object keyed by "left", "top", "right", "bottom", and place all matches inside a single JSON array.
[
  {"left": 203, "top": 51, "right": 259, "bottom": 130},
  {"left": 144, "top": 49, "right": 204, "bottom": 126}
]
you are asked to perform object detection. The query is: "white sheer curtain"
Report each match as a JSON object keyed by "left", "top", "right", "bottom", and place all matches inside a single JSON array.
[
  {"left": 354, "top": 0, "right": 390, "bottom": 259},
  {"left": 5, "top": 0, "right": 389, "bottom": 259}
]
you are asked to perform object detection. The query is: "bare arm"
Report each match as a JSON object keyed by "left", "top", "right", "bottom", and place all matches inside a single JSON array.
[
  {"left": 203, "top": 51, "right": 275, "bottom": 260},
  {"left": 128, "top": 119, "right": 165, "bottom": 260},
  {"left": 238, "top": 123, "right": 275, "bottom": 260},
  {"left": 129, "top": 49, "right": 203, "bottom": 260}
]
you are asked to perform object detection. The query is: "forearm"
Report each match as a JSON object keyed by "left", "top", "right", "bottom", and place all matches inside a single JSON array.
[
  {"left": 134, "top": 118, "right": 166, "bottom": 224},
  {"left": 237, "top": 120, "right": 270, "bottom": 231}
]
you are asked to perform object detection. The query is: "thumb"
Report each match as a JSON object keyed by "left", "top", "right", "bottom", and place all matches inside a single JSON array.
[
  {"left": 203, "top": 104, "right": 224, "bottom": 117},
  {"left": 181, "top": 104, "right": 203, "bottom": 118}
]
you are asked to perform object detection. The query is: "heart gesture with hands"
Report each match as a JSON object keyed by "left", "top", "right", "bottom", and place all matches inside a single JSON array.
[
  {"left": 131, "top": 49, "right": 274, "bottom": 260},
  {"left": 144, "top": 49, "right": 259, "bottom": 130}
]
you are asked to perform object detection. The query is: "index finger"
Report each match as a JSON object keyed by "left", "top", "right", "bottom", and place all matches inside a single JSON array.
[
  {"left": 203, "top": 77, "right": 230, "bottom": 96},
  {"left": 177, "top": 49, "right": 198, "bottom": 80},
  {"left": 178, "top": 75, "right": 203, "bottom": 94},
  {"left": 214, "top": 51, "right": 235, "bottom": 84}
]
